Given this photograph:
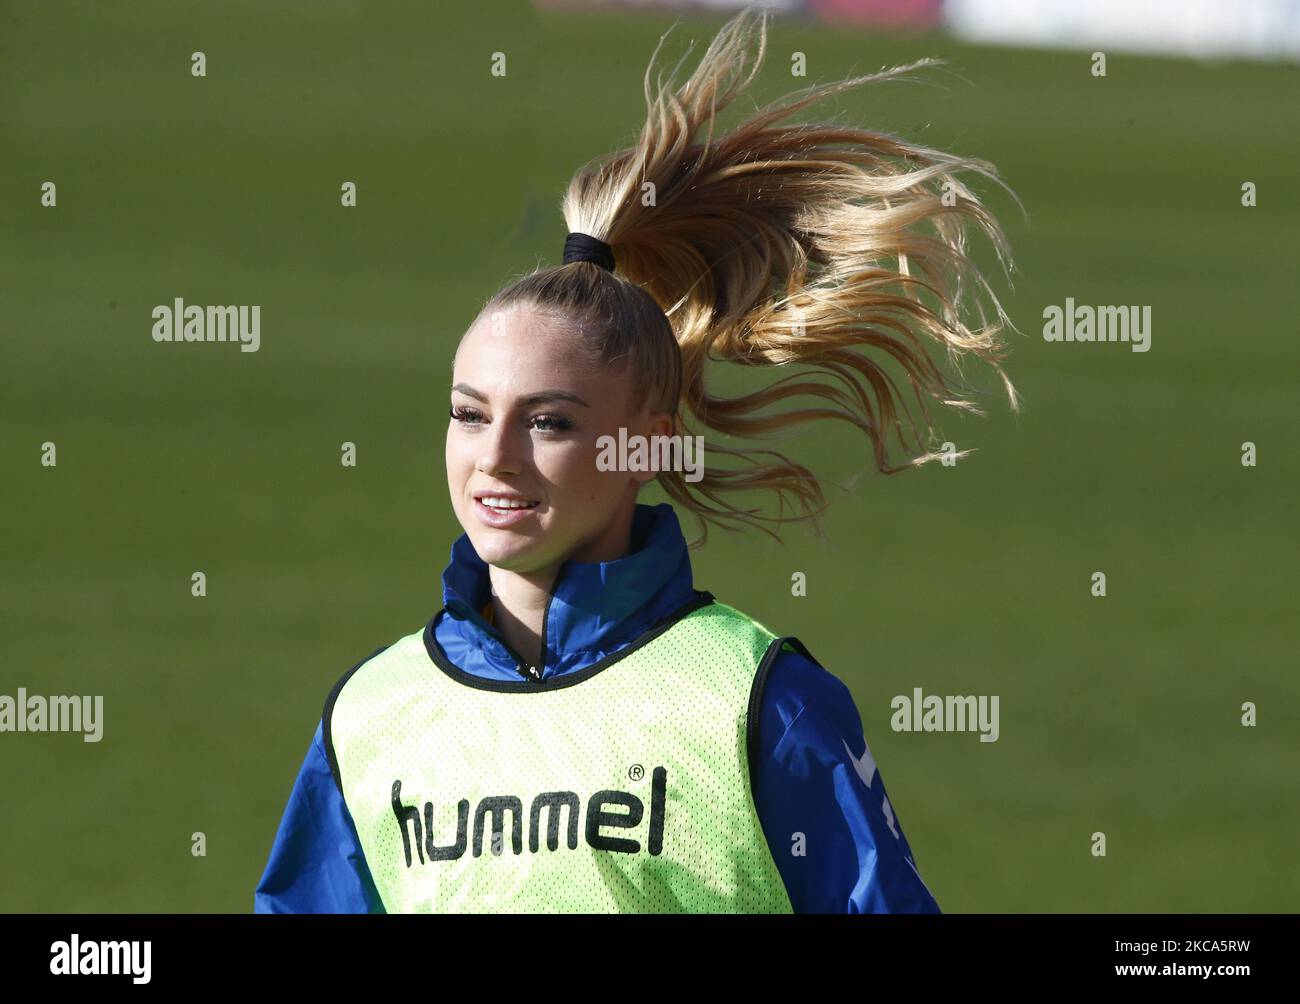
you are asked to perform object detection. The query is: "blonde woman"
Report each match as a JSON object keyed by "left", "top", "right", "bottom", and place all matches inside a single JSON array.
[{"left": 256, "top": 6, "right": 1016, "bottom": 914}]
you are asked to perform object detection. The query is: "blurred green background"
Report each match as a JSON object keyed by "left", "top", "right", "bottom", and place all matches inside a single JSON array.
[{"left": 2, "top": 0, "right": 1296, "bottom": 912}]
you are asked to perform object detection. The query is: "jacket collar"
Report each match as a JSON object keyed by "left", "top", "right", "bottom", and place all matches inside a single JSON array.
[{"left": 432, "top": 502, "right": 699, "bottom": 682}]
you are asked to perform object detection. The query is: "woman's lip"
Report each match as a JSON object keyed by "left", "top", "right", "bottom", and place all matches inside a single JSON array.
[
  {"left": 472, "top": 490, "right": 539, "bottom": 502},
  {"left": 473, "top": 496, "right": 541, "bottom": 529}
]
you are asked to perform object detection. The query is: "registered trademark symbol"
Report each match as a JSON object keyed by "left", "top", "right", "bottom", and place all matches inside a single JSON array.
[{"left": 628, "top": 764, "right": 644, "bottom": 781}]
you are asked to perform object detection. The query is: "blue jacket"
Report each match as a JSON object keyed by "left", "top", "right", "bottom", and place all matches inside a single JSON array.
[{"left": 255, "top": 502, "right": 939, "bottom": 913}]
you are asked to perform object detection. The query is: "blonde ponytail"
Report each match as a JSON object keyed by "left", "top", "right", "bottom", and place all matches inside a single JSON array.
[{"left": 486, "top": 5, "right": 1020, "bottom": 546}]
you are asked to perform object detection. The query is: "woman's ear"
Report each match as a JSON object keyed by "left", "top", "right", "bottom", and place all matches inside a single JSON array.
[
  {"left": 646, "top": 410, "right": 674, "bottom": 440},
  {"left": 624, "top": 408, "right": 679, "bottom": 488}
]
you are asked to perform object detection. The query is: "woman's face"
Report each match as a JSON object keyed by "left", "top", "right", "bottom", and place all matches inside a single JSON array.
[{"left": 446, "top": 303, "right": 671, "bottom": 578}]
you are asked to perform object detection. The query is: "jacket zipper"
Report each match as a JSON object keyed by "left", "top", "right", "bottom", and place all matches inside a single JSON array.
[
  {"left": 486, "top": 563, "right": 567, "bottom": 684},
  {"left": 495, "top": 632, "right": 540, "bottom": 683},
  {"left": 532, "top": 563, "right": 566, "bottom": 683}
]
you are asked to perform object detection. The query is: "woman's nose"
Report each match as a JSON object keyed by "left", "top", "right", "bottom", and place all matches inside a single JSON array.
[{"left": 475, "top": 420, "right": 522, "bottom": 476}]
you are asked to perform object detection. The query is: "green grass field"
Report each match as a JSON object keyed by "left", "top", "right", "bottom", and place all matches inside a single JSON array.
[{"left": 2, "top": 0, "right": 1297, "bottom": 912}]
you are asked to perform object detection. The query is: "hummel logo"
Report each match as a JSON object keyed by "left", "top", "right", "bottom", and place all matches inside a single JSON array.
[
  {"left": 842, "top": 736, "right": 877, "bottom": 788},
  {"left": 391, "top": 768, "right": 668, "bottom": 866},
  {"left": 843, "top": 737, "right": 901, "bottom": 841}
]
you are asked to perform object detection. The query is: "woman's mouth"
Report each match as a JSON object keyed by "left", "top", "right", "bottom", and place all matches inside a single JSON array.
[{"left": 473, "top": 495, "right": 541, "bottom": 528}]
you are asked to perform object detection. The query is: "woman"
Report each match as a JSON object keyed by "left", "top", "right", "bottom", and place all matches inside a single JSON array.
[{"left": 255, "top": 6, "right": 1016, "bottom": 914}]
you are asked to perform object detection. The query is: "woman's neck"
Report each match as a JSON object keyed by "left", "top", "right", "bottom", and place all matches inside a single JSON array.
[
  {"left": 486, "top": 564, "right": 558, "bottom": 669},
  {"left": 485, "top": 502, "right": 639, "bottom": 669}
]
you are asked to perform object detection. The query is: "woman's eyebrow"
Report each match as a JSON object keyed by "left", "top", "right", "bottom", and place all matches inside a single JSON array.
[{"left": 451, "top": 384, "right": 590, "bottom": 408}]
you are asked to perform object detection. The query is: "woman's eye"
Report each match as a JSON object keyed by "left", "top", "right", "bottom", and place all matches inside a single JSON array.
[
  {"left": 531, "top": 414, "right": 572, "bottom": 433},
  {"left": 450, "top": 405, "right": 569, "bottom": 433},
  {"left": 449, "top": 405, "right": 484, "bottom": 424}
]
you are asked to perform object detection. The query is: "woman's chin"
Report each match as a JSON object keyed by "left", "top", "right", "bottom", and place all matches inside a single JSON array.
[{"left": 469, "top": 531, "right": 550, "bottom": 573}]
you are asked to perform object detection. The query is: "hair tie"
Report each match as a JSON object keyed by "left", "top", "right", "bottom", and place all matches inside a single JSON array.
[{"left": 562, "top": 232, "right": 615, "bottom": 273}]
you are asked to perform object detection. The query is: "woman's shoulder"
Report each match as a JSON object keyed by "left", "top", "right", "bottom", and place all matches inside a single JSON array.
[
  {"left": 320, "top": 624, "right": 428, "bottom": 722},
  {"left": 708, "top": 609, "right": 861, "bottom": 728},
  {"left": 319, "top": 624, "right": 426, "bottom": 691},
  {"left": 316, "top": 624, "right": 429, "bottom": 785},
  {"left": 689, "top": 596, "right": 857, "bottom": 711},
  {"left": 751, "top": 636, "right": 876, "bottom": 780},
  {"left": 764, "top": 639, "right": 857, "bottom": 716},
  {"left": 693, "top": 598, "right": 829, "bottom": 667}
]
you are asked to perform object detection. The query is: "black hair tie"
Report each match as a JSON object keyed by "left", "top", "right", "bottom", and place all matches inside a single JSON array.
[{"left": 562, "top": 232, "right": 615, "bottom": 273}]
